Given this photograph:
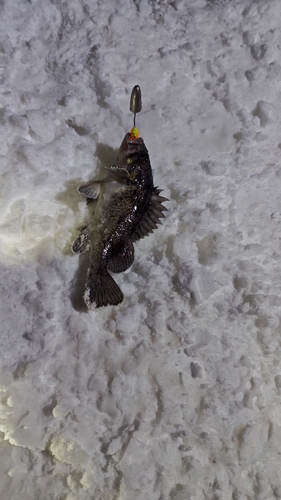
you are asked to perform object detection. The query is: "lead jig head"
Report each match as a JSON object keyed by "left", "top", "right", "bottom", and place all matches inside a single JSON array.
[
  {"left": 130, "top": 85, "right": 142, "bottom": 116},
  {"left": 129, "top": 85, "right": 142, "bottom": 139}
]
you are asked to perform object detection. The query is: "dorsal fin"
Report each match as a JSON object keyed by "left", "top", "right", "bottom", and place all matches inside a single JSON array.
[
  {"left": 107, "top": 241, "right": 134, "bottom": 273},
  {"left": 132, "top": 187, "right": 169, "bottom": 242}
]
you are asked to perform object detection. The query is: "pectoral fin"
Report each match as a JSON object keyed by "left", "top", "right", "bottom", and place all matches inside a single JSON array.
[
  {"left": 104, "top": 165, "right": 129, "bottom": 177},
  {"left": 78, "top": 181, "right": 102, "bottom": 199},
  {"left": 72, "top": 225, "right": 91, "bottom": 254}
]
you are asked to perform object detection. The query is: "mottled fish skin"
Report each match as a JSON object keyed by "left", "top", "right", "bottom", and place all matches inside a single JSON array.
[{"left": 72, "top": 132, "right": 168, "bottom": 309}]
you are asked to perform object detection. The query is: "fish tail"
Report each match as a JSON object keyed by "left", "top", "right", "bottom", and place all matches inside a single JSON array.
[{"left": 84, "top": 267, "right": 124, "bottom": 309}]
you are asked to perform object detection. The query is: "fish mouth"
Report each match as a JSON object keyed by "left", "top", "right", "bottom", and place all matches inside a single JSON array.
[
  {"left": 114, "top": 132, "right": 148, "bottom": 172},
  {"left": 119, "top": 132, "right": 145, "bottom": 155}
]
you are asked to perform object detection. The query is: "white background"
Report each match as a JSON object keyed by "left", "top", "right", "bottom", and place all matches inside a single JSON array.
[{"left": 1, "top": 0, "right": 281, "bottom": 499}]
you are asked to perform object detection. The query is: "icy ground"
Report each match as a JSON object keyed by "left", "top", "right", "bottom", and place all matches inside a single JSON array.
[{"left": 1, "top": 0, "right": 281, "bottom": 498}]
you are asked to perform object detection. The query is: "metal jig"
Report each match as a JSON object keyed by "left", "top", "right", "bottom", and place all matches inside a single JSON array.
[{"left": 129, "top": 85, "right": 142, "bottom": 139}]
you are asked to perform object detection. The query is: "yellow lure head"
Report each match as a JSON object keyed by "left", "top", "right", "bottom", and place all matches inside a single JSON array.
[{"left": 130, "top": 127, "right": 139, "bottom": 140}]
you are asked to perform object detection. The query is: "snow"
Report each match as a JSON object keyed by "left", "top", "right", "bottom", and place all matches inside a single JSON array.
[{"left": 1, "top": 0, "right": 281, "bottom": 498}]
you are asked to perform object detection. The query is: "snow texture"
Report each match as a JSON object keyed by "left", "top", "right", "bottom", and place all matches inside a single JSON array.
[{"left": 1, "top": 0, "right": 281, "bottom": 498}]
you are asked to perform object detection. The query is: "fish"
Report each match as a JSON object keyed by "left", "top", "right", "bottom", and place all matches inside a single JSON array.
[{"left": 72, "top": 132, "right": 168, "bottom": 309}]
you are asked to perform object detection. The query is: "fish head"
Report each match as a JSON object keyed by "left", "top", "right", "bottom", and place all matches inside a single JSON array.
[{"left": 115, "top": 133, "right": 153, "bottom": 185}]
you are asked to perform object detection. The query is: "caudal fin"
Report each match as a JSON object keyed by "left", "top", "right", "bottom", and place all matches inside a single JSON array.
[{"left": 84, "top": 268, "right": 124, "bottom": 309}]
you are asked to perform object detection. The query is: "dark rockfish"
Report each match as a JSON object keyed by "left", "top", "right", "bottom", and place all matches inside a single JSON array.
[{"left": 72, "top": 133, "right": 168, "bottom": 308}]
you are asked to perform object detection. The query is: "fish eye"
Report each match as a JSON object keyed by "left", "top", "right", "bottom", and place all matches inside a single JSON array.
[{"left": 137, "top": 151, "right": 149, "bottom": 162}]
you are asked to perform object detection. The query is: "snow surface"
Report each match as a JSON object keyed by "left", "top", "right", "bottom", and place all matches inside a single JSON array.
[{"left": 1, "top": 0, "right": 281, "bottom": 498}]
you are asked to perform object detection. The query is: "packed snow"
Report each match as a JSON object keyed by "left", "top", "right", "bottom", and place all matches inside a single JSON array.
[{"left": 1, "top": 0, "right": 281, "bottom": 498}]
